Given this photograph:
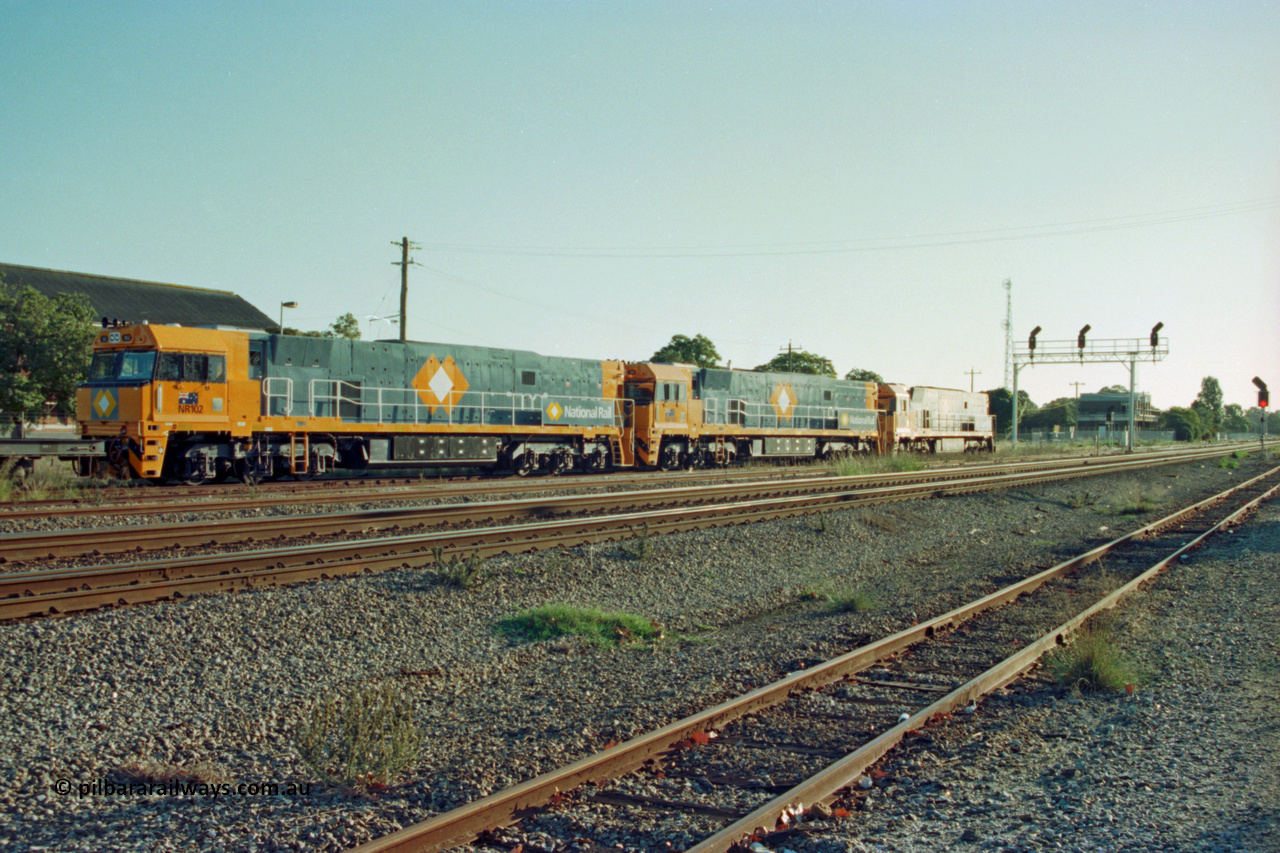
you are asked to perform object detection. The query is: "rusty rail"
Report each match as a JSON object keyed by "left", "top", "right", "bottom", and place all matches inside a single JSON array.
[
  {"left": 0, "top": 448, "right": 1248, "bottom": 620},
  {"left": 342, "top": 463, "right": 1280, "bottom": 853},
  {"left": 0, "top": 444, "right": 1248, "bottom": 564}
]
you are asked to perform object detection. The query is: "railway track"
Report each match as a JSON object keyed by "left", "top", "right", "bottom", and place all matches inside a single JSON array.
[
  {"left": 0, "top": 443, "right": 1257, "bottom": 620},
  {"left": 339, "top": 462, "right": 1280, "bottom": 853},
  {"left": 0, "top": 442, "right": 1256, "bottom": 521}
]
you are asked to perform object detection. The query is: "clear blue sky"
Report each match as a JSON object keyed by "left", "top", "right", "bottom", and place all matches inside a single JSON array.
[{"left": 2, "top": 1, "right": 1277, "bottom": 412}]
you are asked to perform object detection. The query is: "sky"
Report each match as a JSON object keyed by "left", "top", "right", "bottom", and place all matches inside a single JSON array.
[{"left": 2, "top": 1, "right": 1277, "bottom": 413}]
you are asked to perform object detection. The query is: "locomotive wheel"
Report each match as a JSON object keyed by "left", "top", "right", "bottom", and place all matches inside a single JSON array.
[
  {"left": 585, "top": 448, "right": 609, "bottom": 473},
  {"left": 549, "top": 451, "right": 573, "bottom": 475},
  {"left": 235, "top": 458, "right": 262, "bottom": 486},
  {"left": 177, "top": 456, "right": 208, "bottom": 486},
  {"left": 659, "top": 445, "right": 683, "bottom": 471},
  {"left": 512, "top": 452, "right": 537, "bottom": 477}
]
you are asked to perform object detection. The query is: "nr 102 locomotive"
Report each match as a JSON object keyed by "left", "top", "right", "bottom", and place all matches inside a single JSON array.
[{"left": 76, "top": 324, "right": 993, "bottom": 484}]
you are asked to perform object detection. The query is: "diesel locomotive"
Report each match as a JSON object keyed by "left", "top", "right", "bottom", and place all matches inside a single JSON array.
[{"left": 75, "top": 323, "right": 993, "bottom": 483}]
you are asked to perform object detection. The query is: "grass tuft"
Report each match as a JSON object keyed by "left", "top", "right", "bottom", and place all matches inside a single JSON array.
[
  {"left": 801, "top": 582, "right": 877, "bottom": 613},
  {"left": 0, "top": 460, "right": 84, "bottom": 502},
  {"left": 497, "top": 603, "right": 666, "bottom": 648},
  {"left": 1063, "top": 490, "right": 1100, "bottom": 509},
  {"left": 831, "top": 454, "right": 927, "bottom": 477},
  {"left": 113, "top": 759, "right": 226, "bottom": 786},
  {"left": 432, "top": 547, "right": 488, "bottom": 589},
  {"left": 295, "top": 681, "right": 422, "bottom": 790},
  {"left": 621, "top": 521, "right": 654, "bottom": 561},
  {"left": 1044, "top": 622, "right": 1141, "bottom": 692},
  {"left": 1113, "top": 487, "right": 1159, "bottom": 515}
]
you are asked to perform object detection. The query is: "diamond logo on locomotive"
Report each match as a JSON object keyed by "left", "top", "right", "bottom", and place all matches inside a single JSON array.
[{"left": 412, "top": 355, "right": 469, "bottom": 414}]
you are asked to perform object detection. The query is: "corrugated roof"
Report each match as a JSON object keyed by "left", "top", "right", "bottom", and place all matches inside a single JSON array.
[{"left": 0, "top": 263, "right": 276, "bottom": 330}]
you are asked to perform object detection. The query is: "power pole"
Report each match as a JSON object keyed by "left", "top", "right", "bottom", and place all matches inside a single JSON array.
[
  {"left": 965, "top": 368, "right": 981, "bottom": 393},
  {"left": 778, "top": 341, "right": 800, "bottom": 373},
  {"left": 1002, "top": 279, "right": 1013, "bottom": 390},
  {"left": 1070, "top": 381, "right": 1086, "bottom": 400},
  {"left": 390, "top": 237, "right": 421, "bottom": 342}
]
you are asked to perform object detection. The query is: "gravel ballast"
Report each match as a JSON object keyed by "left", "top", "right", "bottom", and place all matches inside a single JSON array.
[{"left": 0, "top": 452, "right": 1276, "bottom": 852}]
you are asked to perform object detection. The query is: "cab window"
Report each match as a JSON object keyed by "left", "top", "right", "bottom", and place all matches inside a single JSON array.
[
  {"left": 86, "top": 351, "right": 157, "bottom": 383},
  {"left": 157, "top": 352, "right": 225, "bottom": 382}
]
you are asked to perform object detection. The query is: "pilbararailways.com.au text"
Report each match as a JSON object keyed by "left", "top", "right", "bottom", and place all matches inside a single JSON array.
[{"left": 55, "top": 778, "right": 312, "bottom": 799}]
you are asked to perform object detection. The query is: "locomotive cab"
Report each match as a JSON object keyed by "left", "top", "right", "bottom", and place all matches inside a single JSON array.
[
  {"left": 78, "top": 324, "right": 251, "bottom": 482},
  {"left": 622, "top": 363, "right": 693, "bottom": 468}
]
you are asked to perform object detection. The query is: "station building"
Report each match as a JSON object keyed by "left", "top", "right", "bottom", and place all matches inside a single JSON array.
[
  {"left": 0, "top": 263, "right": 275, "bottom": 330},
  {"left": 1076, "top": 391, "right": 1159, "bottom": 430}
]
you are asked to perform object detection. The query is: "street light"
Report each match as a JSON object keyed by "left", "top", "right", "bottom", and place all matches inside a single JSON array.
[
  {"left": 365, "top": 314, "right": 399, "bottom": 339},
  {"left": 280, "top": 301, "right": 298, "bottom": 333}
]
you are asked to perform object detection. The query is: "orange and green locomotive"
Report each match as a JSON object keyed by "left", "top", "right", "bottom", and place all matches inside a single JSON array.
[{"left": 76, "top": 323, "right": 990, "bottom": 484}]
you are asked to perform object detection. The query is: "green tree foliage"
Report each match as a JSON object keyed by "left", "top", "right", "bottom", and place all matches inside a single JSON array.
[
  {"left": 1160, "top": 406, "right": 1203, "bottom": 441},
  {"left": 326, "top": 313, "right": 361, "bottom": 340},
  {"left": 1191, "top": 376, "right": 1223, "bottom": 437},
  {"left": 651, "top": 334, "right": 720, "bottom": 367},
  {"left": 1245, "top": 407, "right": 1280, "bottom": 434},
  {"left": 285, "top": 313, "right": 363, "bottom": 339},
  {"left": 1098, "top": 384, "right": 1129, "bottom": 394},
  {"left": 985, "top": 388, "right": 1036, "bottom": 434},
  {"left": 754, "top": 349, "right": 836, "bottom": 378},
  {"left": 844, "top": 368, "right": 884, "bottom": 383},
  {"left": 1021, "top": 396, "right": 1077, "bottom": 431},
  {"left": 0, "top": 277, "right": 96, "bottom": 414},
  {"left": 1222, "top": 403, "right": 1252, "bottom": 433}
]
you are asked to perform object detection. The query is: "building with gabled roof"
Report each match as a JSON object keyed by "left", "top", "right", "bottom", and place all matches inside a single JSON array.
[{"left": 0, "top": 263, "right": 275, "bottom": 330}]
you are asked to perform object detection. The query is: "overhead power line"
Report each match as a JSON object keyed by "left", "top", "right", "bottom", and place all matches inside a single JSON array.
[{"left": 420, "top": 196, "right": 1280, "bottom": 259}]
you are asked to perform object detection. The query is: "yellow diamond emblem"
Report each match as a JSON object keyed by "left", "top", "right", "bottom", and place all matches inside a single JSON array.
[
  {"left": 411, "top": 355, "right": 469, "bottom": 414},
  {"left": 93, "top": 389, "right": 116, "bottom": 418},
  {"left": 546, "top": 402, "right": 562, "bottom": 421}
]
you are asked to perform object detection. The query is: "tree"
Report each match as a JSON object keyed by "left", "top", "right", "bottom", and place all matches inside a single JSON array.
[
  {"left": 1160, "top": 406, "right": 1203, "bottom": 441},
  {"left": 1098, "top": 384, "right": 1128, "bottom": 394},
  {"left": 1191, "top": 376, "right": 1224, "bottom": 438},
  {"left": 985, "top": 388, "right": 1036, "bottom": 434},
  {"left": 651, "top": 334, "right": 720, "bottom": 368},
  {"left": 1245, "top": 406, "right": 1279, "bottom": 435},
  {"left": 754, "top": 349, "right": 836, "bottom": 378},
  {"left": 326, "top": 313, "right": 361, "bottom": 340},
  {"left": 844, "top": 368, "right": 884, "bottom": 383},
  {"left": 1021, "top": 396, "right": 1077, "bottom": 431},
  {"left": 1222, "top": 403, "right": 1252, "bottom": 434},
  {"left": 0, "top": 277, "right": 96, "bottom": 415},
  {"left": 281, "top": 313, "right": 362, "bottom": 339}
]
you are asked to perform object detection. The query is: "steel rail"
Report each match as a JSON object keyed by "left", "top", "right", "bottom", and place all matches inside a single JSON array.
[
  {"left": 0, "top": 444, "right": 1245, "bottom": 563},
  {"left": 0, "top": 446, "right": 1258, "bottom": 621},
  {"left": 0, "top": 440, "right": 1259, "bottom": 521},
  {"left": 341, "top": 463, "right": 1280, "bottom": 853},
  {"left": 0, "top": 465, "right": 824, "bottom": 519},
  {"left": 691, "top": 463, "right": 1280, "bottom": 850}
]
